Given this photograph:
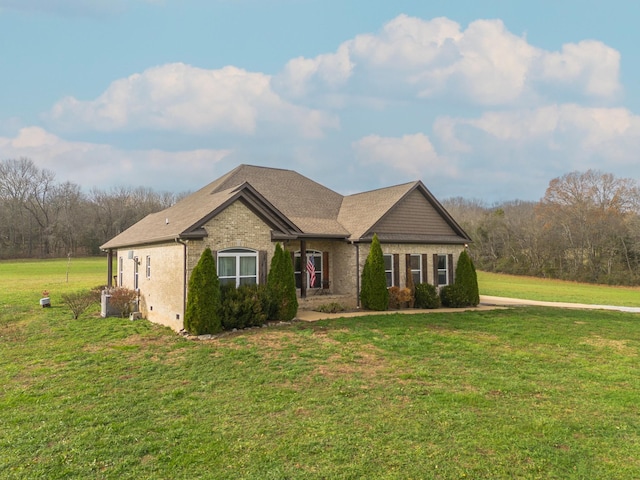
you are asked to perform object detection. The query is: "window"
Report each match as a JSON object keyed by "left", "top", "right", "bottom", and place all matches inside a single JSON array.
[
  {"left": 410, "top": 254, "right": 422, "bottom": 285},
  {"left": 146, "top": 255, "right": 151, "bottom": 279},
  {"left": 118, "top": 257, "right": 123, "bottom": 287},
  {"left": 218, "top": 248, "right": 258, "bottom": 287},
  {"left": 384, "top": 254, "right": 394, "bottom": 287},
  {"left": 294, "top": 251, "right": 322, "bottom": 289},
  {"left": 437, "top": 254, "right": 449, "bottom": 286},
  {"left": 134, "top": 257, "right": 139, "bottom": 290}
]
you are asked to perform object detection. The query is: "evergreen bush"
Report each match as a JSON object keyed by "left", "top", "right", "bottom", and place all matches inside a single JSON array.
[
  {"left": 184, "top": 247, "right": 222, "bottom": 335},
  {"left": 414, "top": 283, "right": 441, "bottom": 309},
  {"left": 267, "top": 243, "right": 298, "bottom": 321},
  {"left": 440, "top": 250, "right": 480, "bottom": 308},
  {"left": 360, "top": 234, "right": 388, "bottom": 311},
  {"left": 439, "top": 284, "right": 467, "bottom": 307},
  {"left": 220, "top": 284, "right": 270, "bottom": 330}
]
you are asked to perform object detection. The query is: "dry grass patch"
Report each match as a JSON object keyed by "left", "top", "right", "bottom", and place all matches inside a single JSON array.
[{"left": 581, "top": 335, "right": 637, "bottom": 355}]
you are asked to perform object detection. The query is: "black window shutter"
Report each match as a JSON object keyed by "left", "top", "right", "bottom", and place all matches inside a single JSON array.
[
  {"left": 422, "top": 254, "right": 428, "bottom": 284},
  {"left": 432, "top": 253, "right": 438, "bottom": 285},
  {"left": 259, "top": 250, "right": 267, "bottom": 285},
  {"left": 393, "top": 254, "right": 400, "bottom": 287},
  {"left": 405, "top": 254, "right": 412, "bottom": 286},
  {"left": 447, "top": 253, "right": 454, "bottom": 285},
  {"left": 322, "top": 251, "right": 330, "bottom": 289}
]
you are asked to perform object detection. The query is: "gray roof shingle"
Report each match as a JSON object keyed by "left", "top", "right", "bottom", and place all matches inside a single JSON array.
[{"left": 101, "top": 164, "right": 470, "bottom": 249}]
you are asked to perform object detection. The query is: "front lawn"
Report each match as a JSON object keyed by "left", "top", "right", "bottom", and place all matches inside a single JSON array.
[
  {"left": 2, "top": 303, "right": 639, "bottom": 478},
  {"left": 2, "top": 259, "right": 640, "bottom": 478}
]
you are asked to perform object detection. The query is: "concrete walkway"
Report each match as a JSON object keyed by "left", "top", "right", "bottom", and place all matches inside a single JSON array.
[{"left": 295, "top": 295, "right": 640, "bottom": 322}]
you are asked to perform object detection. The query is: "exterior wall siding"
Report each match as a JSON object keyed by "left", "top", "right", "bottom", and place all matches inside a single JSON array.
[
  {"left": 116, "top": 243, "right": 185, "bottom": 331},
  {"left": 372, "top": 190, "right": 457, "bottom": 236}
]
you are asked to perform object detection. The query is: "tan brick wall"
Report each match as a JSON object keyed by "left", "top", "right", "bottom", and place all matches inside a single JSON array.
[
  {"left": 185, "top": 201, "right": 276, "bottom": 276},
  {"left": 116, "top": 200, "right": 467, "bottom": 328},
  {"left": 115, "top": 243, "right": 185, "bottom": 331}
]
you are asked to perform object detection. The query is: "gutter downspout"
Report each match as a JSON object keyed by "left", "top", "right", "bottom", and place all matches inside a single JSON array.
[{"left": 176, "top": 238, "right": 188, "bottom": 322}]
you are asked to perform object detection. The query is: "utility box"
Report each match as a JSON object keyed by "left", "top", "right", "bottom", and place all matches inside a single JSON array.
[{"left": 101, "top": 290, "right": 118, "bottom": 317}]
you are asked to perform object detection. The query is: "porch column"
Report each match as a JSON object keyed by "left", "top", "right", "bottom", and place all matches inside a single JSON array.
[
  {"left": 107, "top": 249, "right": 113, "bottom": 287},
  {"left": 300, "top": 239, "right": 307, "bottom": 299}
]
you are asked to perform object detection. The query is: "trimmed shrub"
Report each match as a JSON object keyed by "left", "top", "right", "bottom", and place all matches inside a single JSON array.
[
  {"left": 314, "top": 302, "right": 347, "bottom": 314},
  {"left": 107, "top": 287, "right": 138, "bottom": 317},
  {"left": 267, "top": 243, "right": 298, "bottom": 321},
  {"left": 440, "top": 284, "right": 468, "bottom": 308},
  {"left": 220, "top": 284, "right": 270, "bottom": 330},
  {"left": 61, "top": 290, "right": 98, "bottom": 319},
  {"left": 414, "top": 283, "right": 441, "bottom": 309},
  {"left": 455, "top": 249, "right": 480, "bottom": 306},
  {"left": 388, "top": 286, "right": 401, "bottom": 309},
  {"left": 388, "top": 286, "right": 413, "bottom": 309},
  {"left": 360, "top": 234, "right": 388, "bottom": 311},
  {"left": 184, "top": 247, "right": 222, "bottom": 335}
]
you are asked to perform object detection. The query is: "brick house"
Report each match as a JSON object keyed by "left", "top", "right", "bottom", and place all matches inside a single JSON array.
[{"left": 101, "top": 165, "right": 471, "bottom": 331}]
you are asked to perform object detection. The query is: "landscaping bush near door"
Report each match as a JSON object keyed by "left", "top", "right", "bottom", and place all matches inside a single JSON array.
[
  {"left": 414, "top": 282, "right": 441, "bottom": 309},
  {"left": 220, "top": 284, "right": 271, "bottom": 330}
]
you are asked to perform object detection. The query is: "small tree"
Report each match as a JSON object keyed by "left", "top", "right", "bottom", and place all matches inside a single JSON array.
[
  {"left": 441, "top": 249, "right": 480, "bottom": 307},
  {"left": 267, "top": 243, "right": 298, "bottom": 321},
  {"left": 360, "top": 234, "right": 388, "bottom": 311},
  {"left": 61, "top": 290, "right": 97, "bottom": 319},
  {"left": 456, "top": 249, "right": 480, "bottom": 306},
  {"left": 107, "top": 287, "right": 138, "bottom": 317},
  {"left": 184, "top": 247, "right": 222, "bottom": 335}
]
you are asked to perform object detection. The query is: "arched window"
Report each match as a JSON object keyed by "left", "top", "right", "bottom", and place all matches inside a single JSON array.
[
  {"left": 218, "top": 248, "right": 258, "bottom": 287},
  {"left": 294, "top": 250, "right": 323, "bottom": 289}
]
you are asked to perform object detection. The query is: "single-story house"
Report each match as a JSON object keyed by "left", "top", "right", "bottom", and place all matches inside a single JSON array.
[{"left": 100, "top": 164, "right": 471, "bottom": 330}]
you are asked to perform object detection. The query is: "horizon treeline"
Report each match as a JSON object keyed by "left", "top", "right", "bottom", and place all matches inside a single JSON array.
[
  {"left": 0, "top": 158, "right": 188, "bottom": 259},
  {"left": 3, "top": 157, "right": 640, "bottom": 286},
  {"left": 443, "top": 169, "right": 640, "bottom": 285}
]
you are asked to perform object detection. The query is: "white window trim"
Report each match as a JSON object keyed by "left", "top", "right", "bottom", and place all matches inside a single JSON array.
[
  {"left": 437, "top": 254, "right": 449, "bottom": 286},
  {"left": 410, "top": 254, "right": 422, "bottom": 284},
  {"left": 146, "top": 255, "right": 151, "bottom": 279},
  {"left": 384, "top": 254, "right": 394, "bottom": 288},
  {"left": 218, "top": 248, "right": 259, "bottom": 287},
  {"left": 133, "top": 257, "right": 139, "bottom": 290},
  {"left": 118, "top": 256, "right": 123, "bottom": 287}
]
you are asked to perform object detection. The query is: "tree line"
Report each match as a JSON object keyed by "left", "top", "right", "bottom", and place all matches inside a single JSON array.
[
  {"left": 443, "top": 170, "right": 640, "bottom": 285},
  {"left": 0, "top": 158, "right": 186, "bottom": 259},
  {"left": 3, "top": 157, "right": 640, "bottom": 286}
]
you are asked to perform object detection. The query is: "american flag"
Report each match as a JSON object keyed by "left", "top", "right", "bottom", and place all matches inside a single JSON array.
[{"left": 307, "top": 257, "right": 316, "bottom": 287}]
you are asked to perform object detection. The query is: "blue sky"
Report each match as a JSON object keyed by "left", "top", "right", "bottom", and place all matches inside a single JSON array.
[{"left": 1, "top": 0, "right": 639, "bottom": 203}]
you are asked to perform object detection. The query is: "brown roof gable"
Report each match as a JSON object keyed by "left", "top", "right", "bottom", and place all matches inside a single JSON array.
[{"left": 101, "top": 165, "right": 470, "bottom": 249}]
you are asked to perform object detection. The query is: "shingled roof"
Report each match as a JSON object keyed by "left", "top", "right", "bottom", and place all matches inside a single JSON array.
[{"left": 101, "top": 164, "right": 470, "bottom": 249}]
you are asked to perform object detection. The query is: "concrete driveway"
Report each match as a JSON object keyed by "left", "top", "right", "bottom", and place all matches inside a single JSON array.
[
  {"left": 481, "top": 295, "right": 640, "bottom": 313},
  {"left": 295, "top": 295, "right": 640, "bottom": 322}
]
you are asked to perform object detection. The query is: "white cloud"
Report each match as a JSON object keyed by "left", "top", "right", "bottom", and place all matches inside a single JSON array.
[
  {"left": 352, "top": 132, "right": 457, "bottom": 179},
  {"left": 0, "top": 127, "right": 232, "bottom": 190},
  {"left": 46, "top": 63, "right": 338, "bottom": 139},
  {"left": 431, "top": 105, "right": 640, "bottom": 200},
  {"left": 535, "top": 40, "right": 621, "bottom": 98},
  {"left": 276, "top": 14, "right": 621, "bottom": 106},
  {"left": 454, "top": 105, "right": 640, "bottom": 157}
]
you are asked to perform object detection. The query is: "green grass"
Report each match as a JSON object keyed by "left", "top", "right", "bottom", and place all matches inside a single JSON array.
[
  {"left": 478, "top": 270, "right": 640, "bottom": 306},
  {"left": 2, "top": 259, "right": 640, "bottom": 478}
]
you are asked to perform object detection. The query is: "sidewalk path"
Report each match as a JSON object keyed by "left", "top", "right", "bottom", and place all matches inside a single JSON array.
[{"left": 295, "top": 295, "right": 640, "bottom": 322}]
